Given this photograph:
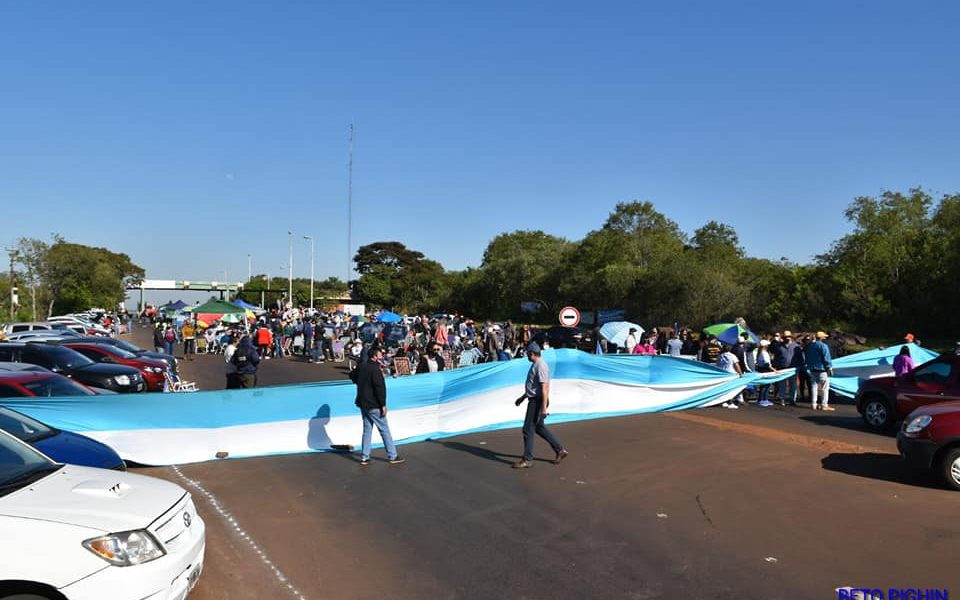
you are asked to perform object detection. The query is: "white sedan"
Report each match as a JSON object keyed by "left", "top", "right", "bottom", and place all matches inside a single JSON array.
[{"left": 0, "top": 429, "right": 205, "bottom": 600}]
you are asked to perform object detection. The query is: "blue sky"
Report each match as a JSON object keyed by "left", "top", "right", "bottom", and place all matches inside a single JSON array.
[{"left": 2, "top": 1, "right": 958, "bottom": 289}]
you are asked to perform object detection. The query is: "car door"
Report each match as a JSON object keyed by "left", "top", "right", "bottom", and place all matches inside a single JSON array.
[
  {"left": 896, "top": 359, "right": 955, "bottom": 415},
  {"left": 0, "top": 384, "right": 28, "bottom": 397}
]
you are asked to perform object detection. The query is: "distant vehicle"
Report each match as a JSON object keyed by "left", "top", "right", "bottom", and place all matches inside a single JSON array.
[
  {"left": 533, "top": 326, "right": 586, "bottom": 350},
  {"left": 0, "top": 405, "right": 124, "bottom": 470},
  {"left": 0, "top": 342, "right": 146, "bottom": 394},
  {"left": 48, "top": 316, "right": 112, "bottom": 337},
  {"left": 0, "top": 369, "right": 97, "bottom": 397},
  {"left": 897, "top": 401, "right": 960, "bottom": 491},
  {"left": 2, "top": 322, "right": 57, "bottom": 335},
  {"left": 0, "top": 428, "right": 206, "bottom": 598},
  {"left": 5, "top": 330, "right": 81, "bottom": 343},
  {"left": 56, "top": 336, "right": 178, "bottom": 373},
  {"left": 60, "top": 342, "right": 168, "bottom": 392},
  {"left": 856, "top": 354, "right": 960, "bottom": 430}
]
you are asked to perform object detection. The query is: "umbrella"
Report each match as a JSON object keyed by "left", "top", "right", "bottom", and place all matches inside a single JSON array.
[
  {"left": 220, "top": 313, "right": 245, "bottom": 324},
  {"left": 350, "top": 315, "right": 367, "bottom": 323},
  {"left": 358, "top": 322, "right": 384, "bottom": 342},
  {"left": 375, "top": 311, "right": 403, "bottom": 323},
  {"left": 703, "top": 322, "right": 758, "bottom": 345},
  {"left": 599, "top": 321, "right": 645, "bottom": 347}
]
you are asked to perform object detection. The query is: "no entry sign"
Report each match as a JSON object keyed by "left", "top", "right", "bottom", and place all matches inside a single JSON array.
[{"left": 558, "top": 306, "right": 581, "bottom": 327}]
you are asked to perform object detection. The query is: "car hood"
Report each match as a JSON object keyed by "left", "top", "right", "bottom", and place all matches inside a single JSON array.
[
  {"left": 137, "top": 351, "right": 175, "bottom": 364},
  {"left": 0, "top": 465, "right": 186, "bottom": 533},
  {"left": 33, "top": 430, "right": 124, "bottom": 470},
  {"left": 908, "top": 400, "right": 960, "bottom": 418}
]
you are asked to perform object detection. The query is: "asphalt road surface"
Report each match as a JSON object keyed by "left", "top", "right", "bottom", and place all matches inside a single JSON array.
[{"left": 124, "top": 326, "right": 958, "bottom": 600}]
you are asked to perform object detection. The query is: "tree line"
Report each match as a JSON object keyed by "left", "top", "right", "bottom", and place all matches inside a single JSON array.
[
  {"left": 351, "top": 188, "right": 960, "bottom": 337},
  {"left": 1, "top": 236, "right": 144, "bottom": 320}
]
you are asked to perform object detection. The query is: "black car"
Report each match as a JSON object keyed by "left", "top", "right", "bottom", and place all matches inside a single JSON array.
[
  {"left": 54, "top": 336, "right": 178, "bottom": 373},
  {"left": 0, "top": 343, "right": 146, "bottom": 393}
]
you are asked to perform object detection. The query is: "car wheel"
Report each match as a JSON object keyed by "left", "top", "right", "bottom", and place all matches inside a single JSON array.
[
  {"left": 861, "top": 395, "right": 892, "bottom": 430},
  {"left": 940, "top": 448, "right": 960, "bottom": 491}
]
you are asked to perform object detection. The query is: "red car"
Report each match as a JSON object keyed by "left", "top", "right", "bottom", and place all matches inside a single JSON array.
[
  {"left": 897, "top": 401, "right": 960, "bottom": 491},
  {"left": 61, "top": 342, "right": 169, "bottom": 392},
  {"left": 855, "top": 354, "right": 960, "bottom": 430},
  {"left": 0, "top": 370, "right": 98, "bottom": 397}
]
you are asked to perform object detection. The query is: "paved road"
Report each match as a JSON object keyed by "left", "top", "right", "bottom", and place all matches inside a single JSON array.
[{"left": 123, "top": 326, "right": 958, "bottom": 599}]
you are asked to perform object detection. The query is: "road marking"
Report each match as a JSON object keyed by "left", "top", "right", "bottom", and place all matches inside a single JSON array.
[
  {"left": 170, "top": 465, "right": 309, "bottom": 600},
  {"left": 666, "top": 411, "right": 892, "bottom": 455}
]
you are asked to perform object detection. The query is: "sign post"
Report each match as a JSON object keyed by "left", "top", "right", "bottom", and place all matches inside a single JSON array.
[{"left": 558, "top": 306, "right": 581, "bottom": 328}]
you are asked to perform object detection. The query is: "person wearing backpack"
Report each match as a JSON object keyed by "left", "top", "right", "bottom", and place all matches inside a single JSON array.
[
  {"left": 163, "top": 324, "right": 177, "bottom": 356},
  {"left": 231, "top": 335, "right": 261, "bottom": 388}
]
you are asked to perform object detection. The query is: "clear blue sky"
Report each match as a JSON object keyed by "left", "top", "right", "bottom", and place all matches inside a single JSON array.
[{"left": 2, "top": 1, "right": 958, "bottom": 288}]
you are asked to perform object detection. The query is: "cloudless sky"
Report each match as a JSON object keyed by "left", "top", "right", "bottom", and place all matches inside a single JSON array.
[{"left": 2, "top": 1, "right": 958, "bottom": 294}]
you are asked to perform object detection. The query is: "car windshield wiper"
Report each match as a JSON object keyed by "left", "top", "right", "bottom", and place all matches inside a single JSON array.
[{"left": 0, "top": 464, "right": 63, "bottom": 497}]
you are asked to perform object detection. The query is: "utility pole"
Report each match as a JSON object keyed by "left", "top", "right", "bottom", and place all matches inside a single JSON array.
[
  {"left": 247, "top": 254, "right": 252, "bottom": 283},
  {"left": 303, "top": 235, "right": 314, "bottom": 310},
  {"left": 6, "top": 249, "right": 17, "bottom": 320},
  {"left": 287, "top": 231, "right": 293, "bottom": 308},
  {"left": 347, "top": 124, "right": 354, "bottom": 284}
]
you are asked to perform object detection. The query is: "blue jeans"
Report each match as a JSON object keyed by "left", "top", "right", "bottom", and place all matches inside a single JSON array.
[
  {"left": 361, "top": 408, "right": 398, "bottom": 460},
  {"left": 777, "top": 375, "right": 798, "bottom": 403},
  {"left": 522, "top": 398, "right": 563, "bottom": 461},
  {"left": 165, "top": 341, "right": 174, "bottom": 355}
]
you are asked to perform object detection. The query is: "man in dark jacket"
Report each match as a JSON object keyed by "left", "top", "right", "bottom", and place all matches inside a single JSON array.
[
  {"left": 350, "top": 346, "right": 404, "bottom": 466},
  {"left": 231, "top": 335, "right": 261, "bottom": 388}
]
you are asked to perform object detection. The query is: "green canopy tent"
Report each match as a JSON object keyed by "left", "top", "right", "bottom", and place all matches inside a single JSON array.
[{"left": 193, "top": 300, "right": 249, "bottom": 325}]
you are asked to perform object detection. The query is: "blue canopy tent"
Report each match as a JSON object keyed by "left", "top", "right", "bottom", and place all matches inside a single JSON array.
[{"left": 233, "top": 299, "right": 264, "bottom": 314}]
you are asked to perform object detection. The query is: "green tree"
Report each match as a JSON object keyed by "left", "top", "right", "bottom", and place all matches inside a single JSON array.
[{"left": 41, "top": 241, "right": 144, "bottom": 316}]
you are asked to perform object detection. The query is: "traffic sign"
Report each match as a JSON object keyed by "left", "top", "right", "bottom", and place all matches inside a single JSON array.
[{"left": 558, "top": 306, "right": 581, "bottom": 327}]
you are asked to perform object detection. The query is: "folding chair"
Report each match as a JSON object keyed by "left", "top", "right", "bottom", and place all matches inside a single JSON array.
[
  {"left": 163, "top": 371, "right": 198, "bottom": 392},
  {"left": 392, "top": 356, "right": 412, "bottom": 376},
  {"left": 442, "top": 350, "right": 455, "bottom": 370},
  {"left": 333, "top": 341, "right": 346, "bottom": 362}
]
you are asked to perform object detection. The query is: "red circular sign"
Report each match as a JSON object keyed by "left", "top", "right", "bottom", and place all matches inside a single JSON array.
[{"left": 558, "top": 306, "right": 581, "bottom": 327}]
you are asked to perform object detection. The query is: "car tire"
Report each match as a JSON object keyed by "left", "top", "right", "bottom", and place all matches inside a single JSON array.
[
  {"left": 861, "top": 395, "right": 892, "bottom": 431},
  {"left": 940, "top": 448, "right": 960, "bottom": 492}
]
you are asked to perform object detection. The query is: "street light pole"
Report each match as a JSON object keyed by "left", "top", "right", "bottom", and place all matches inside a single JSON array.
[
  {"left": 287, "top": 231, "right": 293, "bottom": 308},
  {"left": 303, "top": 235, "right": 314, "bottom": 310},
  {"left": 247, "top": 254, "right": 252, "bottom": 283}
]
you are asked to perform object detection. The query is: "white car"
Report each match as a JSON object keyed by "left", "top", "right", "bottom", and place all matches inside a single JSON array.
[{"left": 0, "top": 429, "right": 205, "bottom": 599}]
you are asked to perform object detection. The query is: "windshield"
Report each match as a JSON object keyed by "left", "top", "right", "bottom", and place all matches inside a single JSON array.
[
  {"left": 113, "top": 339, "right": 143, "bottom": 353},
  {"left": 22, "top": 375, "right": 95, "bottom": 397},
  {"left": 37, "top": 345, "right": 95, "bottom": 369},
  {"left": 0, "top": 406, "right": 55, "bottom": 442},
  {"left": 0, "top": 429, "right": 59, "bottom": 497},
  {"left": 100, "top": 345, "right": 137, "bottom": 360}
]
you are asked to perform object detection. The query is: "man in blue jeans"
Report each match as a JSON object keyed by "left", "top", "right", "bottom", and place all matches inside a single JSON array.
[
  {"left": 351, "top": 346, "right": 405, "bottom": 466},
  {"left": 512, "top": 343, "right": 568, "bottom": 469}
]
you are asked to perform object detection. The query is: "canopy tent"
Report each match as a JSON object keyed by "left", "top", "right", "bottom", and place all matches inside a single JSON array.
[
  {"left": 703, "top": 323, "right": 759, "bottom": 345},
  {"left": 160, "top": 300, "right": 188, "bottom": 312},
  {"left": 599, "top": 321, "right": 645, "bottom": 348},
  {"left": 830, "top": 343, "right": 941, "bottom": 399},
  {"left": 193, "top": 299, "right": 249, "bottom": 325},
  {"left": 375, "top": 311, "right": 403, "bottom": 323},
  {"left": 233, "top": 299, "right": 265, "bottom": 314}
]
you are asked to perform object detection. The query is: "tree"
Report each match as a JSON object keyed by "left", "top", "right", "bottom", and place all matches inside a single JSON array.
[
  {"left": 41, "top": 241, "right": 144, "bottom": 316},
  {"left": 352, "top": 242, "right": 447, "bottom": 313}
]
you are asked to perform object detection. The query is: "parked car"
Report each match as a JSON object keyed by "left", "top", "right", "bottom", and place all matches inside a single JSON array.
[
  {"left": 855, "top": 354, "right": 960, "bottom": 430},
  {"left": 0, "top": 370, "right": 97, "bottom": 398},
  {"left": 897, "top": 401, "right": 960, "bottom": 490},
  {"left": 48, "top": 316, "right": 112, "bottom": 337},
  {"left": 56, "top": 336, "right": 178, "bottom": 374},
  {"left": 59, "top": 342, "right": 168, "bottom": 392},
  {"left": 0, "top": 405, "right": 125, "bottom": 470},
  {"left": 5, "top": 330, "right": 81, "bottom": 343},
  {"left": 533, "top": 326, "right": 586, "bottom": 350},
  {"left": 2, "top": 322, "right": 57, "bottom": 335},
  {"left": 0, "top": 428, "right": 205, "bottom": 598},
  {"left": 0, "top": 343, "right": 146, "bottom": 394}
]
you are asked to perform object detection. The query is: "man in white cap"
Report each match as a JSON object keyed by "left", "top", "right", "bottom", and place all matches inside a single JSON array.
[
  {"left": 804, "top": 331, "right": 835, "bottom": 411},
  {"left": 512, "top": 342, "right": 568, "bottom": 469}
]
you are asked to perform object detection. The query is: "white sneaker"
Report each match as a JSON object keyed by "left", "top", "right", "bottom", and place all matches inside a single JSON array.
[
  {"left": 758, "top": 400, "right": 774, "bottom": 407},
  {"left": 724, "top": 402, "right": 739, "bottom": 409}
]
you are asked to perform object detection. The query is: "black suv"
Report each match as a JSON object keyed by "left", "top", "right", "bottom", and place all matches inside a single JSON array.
[{"left": 0, "top": 342, "right": 146, "bottom": 393}]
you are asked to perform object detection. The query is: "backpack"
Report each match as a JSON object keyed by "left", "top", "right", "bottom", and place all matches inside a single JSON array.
[{"left": 164, "top": 329, "right": 176, "bottom": 342}]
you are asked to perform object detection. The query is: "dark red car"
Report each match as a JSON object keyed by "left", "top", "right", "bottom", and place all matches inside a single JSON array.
[
  {"left": 0, "top": 370, "right": 98, "bottom": 398},
  {"left": 897, "top": 401, "right": 960, "bottom": 491},
  {"left": 855, "top": 354, "right": 960, "bottom": 431},
  {"left": 61, "top": 342, "right": 169, "bottom": 392}
]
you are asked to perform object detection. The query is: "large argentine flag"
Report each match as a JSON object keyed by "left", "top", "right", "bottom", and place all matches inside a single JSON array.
[{"left": 6, "top": 350, "right": 793, "bottom": 465}]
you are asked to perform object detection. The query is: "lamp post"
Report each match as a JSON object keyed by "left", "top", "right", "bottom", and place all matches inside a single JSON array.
[
  {"left": 303, "top": 235, "right": 314, "bottom": 310},
  {"left": 287, "top": 232, "right": 293, "bottom": 307},
  {"left": 279, "top": 264, "right": 287, "bottom": 310},
  {"left": 247, "top": 254, "right": 252, "bottom": 283}
]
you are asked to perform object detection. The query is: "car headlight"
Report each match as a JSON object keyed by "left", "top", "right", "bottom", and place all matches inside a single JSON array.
[
  {"left": 147, "top": 366, "right": 163, "bottom": 373},
  {"left": 83, "top": 529, "right": 166, "bottom": 566},
  {"left": 114, "top": 375, "right": 131, "bottom": 385},
  {"left": 904, "top": 414, "right": 933, "bottom": 435}
]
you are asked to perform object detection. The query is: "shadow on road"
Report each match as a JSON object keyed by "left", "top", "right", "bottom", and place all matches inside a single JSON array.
[
  {"left": 821, "top": 452, "right": 940, "bottom": 489},
  {"left": 801, "top": 415, "right": 895, "bottom": 437},
  {"left": 427, "top": 439, "right": 521, "bottom": 465}
]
